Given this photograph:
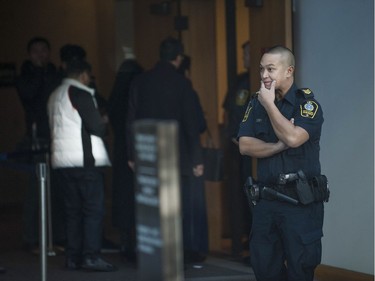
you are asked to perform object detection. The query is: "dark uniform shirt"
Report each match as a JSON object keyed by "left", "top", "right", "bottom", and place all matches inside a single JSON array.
[{"left": 238, "top": 83, "right": 324, "bottom": 184}]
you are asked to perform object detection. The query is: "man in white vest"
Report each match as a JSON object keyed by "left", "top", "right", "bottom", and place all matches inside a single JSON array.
[{"left": 48, "top": 59, "right": 116, "bottom": 272}]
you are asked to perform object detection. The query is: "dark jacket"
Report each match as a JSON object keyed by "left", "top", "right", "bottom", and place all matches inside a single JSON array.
[
  {"left": 16, "top": 60, "right": 60, "bottom": 140},
  {"left": 127, "top": 61, "right": 203, "bottom": 175},
  {"left": 108, "top": 59, "right": 144, "bottom": 141}
]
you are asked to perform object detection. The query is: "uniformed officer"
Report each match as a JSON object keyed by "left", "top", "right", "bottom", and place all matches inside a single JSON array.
[{"left": 238, "top": 45, "right": 325, "bottom": 281}]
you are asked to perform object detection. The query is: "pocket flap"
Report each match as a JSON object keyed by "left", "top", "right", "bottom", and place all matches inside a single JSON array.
[{"left": 301, "top": 229, "right": 323, "bottom": 245}]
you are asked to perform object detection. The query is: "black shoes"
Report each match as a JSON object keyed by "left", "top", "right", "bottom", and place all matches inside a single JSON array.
[
  {"left": 65, "top": 256, "right": 117, "bottom": 272},
  {"left": 184, "top": 251, "right": 207, "bottom": 264},
  {"left": 81, "top": 256, "right": 117, "bottom": 272},
  {"left": 65, "top": 258, "right": 81, "bottom": 270}
]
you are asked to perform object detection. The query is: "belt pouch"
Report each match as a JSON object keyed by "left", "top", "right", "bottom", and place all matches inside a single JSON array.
[{"left": 296, "top": 179, "right": 315, "bottom": 205}]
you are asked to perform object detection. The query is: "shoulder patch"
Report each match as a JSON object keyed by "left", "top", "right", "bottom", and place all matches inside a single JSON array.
[
  {"left": 235, "top": 89, "right": 250, "bottom": 106},
  {"left": 300, "top": 100, "right": 318, "bottom": 118},
  {"left": 242, "top": 103, "right": 252, "bottom": 122},
  {"left": 298, "top": 88, "right": 314, "bottom": 99}
]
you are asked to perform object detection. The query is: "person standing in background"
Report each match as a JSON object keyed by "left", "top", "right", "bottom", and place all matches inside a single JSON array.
[
  {"left": 16, "top": 37, "right": 60, "bottom": 142},
  {"left": 107, "top": 46, "right": 144, "bottom": 263},
  {"left": 222, "top": 41, "right": 253, "bottom": 260},
  {"left": 127, "top": 37, "right": 204, "bottom": 264},
  {"left": 177, "top": 55, "right": 209, "bottom": 263},
  {"left": 48, "top": 59, "right": 116, "bottom": 272},
  {"left": 16, "top": 37, "right": 63, "bottom": 254}
]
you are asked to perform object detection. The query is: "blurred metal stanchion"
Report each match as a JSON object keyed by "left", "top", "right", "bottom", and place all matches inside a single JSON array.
[
  {"left": 45, "top": 153, "right": 56, "bottom": 257},
  {"left": 36, "top": 163, "right": 47, "bottom": 281}
]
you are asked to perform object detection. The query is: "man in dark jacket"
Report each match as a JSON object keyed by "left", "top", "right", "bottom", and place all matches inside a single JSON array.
[
  {"left": 16, "top": 37, "right": 63, "bottom": 253},
  {"left": 107, "top": 47, "right": 143, "bottom": 262},
  {"left": 16, "top": 37, "right": 60, "bottom": 141},
  {"left": 127, "top": 37, "right": 204, "bottom": 262}
]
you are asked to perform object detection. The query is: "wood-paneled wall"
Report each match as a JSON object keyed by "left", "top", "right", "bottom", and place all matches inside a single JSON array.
[{"left": 249, "top": 0, "right": 292, "bottom": 93}]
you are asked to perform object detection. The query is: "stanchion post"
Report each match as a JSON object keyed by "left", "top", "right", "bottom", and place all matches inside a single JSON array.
[
  {"left": 45, "top": 153, "right": 56, "bottom": 256},
  {"left": 36, "top": 163, "right": 47, "bottom": 281}
]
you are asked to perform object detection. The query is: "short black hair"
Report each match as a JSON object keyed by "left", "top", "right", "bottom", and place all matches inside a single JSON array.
[
  {"left": 159, "top": 37, "right": 184, "bottom": 61},
  {"left": 66, "top": 59, "right": 91, "bottom": 78},
  {"left": 264, "top": 45, "right": 295, "bottom": 67},
  {"left": 27, "top": 37, "right": 50, "bottom": 53},
  {"left": 60, "top": 44, "right": 86, "bottom": 63}
]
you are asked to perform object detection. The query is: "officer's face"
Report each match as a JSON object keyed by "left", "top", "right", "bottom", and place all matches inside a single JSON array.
[{"left": 260, "top": 53, "right": 293, "bottom": 91}]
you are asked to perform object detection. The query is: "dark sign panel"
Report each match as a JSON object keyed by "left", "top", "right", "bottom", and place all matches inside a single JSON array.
[{"left": 134, "top": 120, "right": 183, "bottom": 281}]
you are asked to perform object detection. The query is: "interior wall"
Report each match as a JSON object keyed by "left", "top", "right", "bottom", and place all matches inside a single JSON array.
[
  {"left": 248, "top": 0, "right": 292, "bottom": 94},
  {"left": 133, "top": 0, "right": 176, "bottom": 70},
  {"left": 115, "top": 0, "right": 134, "bottom": 70},
  {"left": 215, "top": 0, "right": 250, "bottom": 124},
  {"left": 293, "top": 0, "right": 374, "bottom": 275}
]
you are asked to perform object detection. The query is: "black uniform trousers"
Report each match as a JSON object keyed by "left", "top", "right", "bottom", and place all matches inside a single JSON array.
[
  {"left": 56, "top": 168, "right": 105, "bottom": 262},
  {"left": 250, "top": 200, "right": 324, "bottom": 281}
]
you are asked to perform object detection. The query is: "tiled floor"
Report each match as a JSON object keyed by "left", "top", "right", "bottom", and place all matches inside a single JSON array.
[
  {"left": 0, "top": 204, "right": 255, "bottom": 281},
  {"left": 0, "top": 250, "right": 254, "bottom": 281}
]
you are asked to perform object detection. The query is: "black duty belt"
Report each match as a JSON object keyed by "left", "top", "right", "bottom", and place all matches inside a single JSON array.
[{"left": 243, "top": 172, "right": 330, "bottom": 206}]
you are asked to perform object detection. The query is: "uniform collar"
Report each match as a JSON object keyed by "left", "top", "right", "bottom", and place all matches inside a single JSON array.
[{"left": 282, "top": 83, "right": 298, "bottom": 106}]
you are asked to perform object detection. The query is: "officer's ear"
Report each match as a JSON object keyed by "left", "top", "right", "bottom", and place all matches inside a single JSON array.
[{"left": 286, "top": 65, "right": 294, "bottom": 77}]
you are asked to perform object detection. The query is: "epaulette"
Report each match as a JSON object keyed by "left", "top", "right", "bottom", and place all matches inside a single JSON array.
[{"left": 298, "top": 88, "right": 314, "bottom": 99}]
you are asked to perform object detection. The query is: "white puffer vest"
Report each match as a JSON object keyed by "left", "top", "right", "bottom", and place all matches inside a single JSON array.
[{"left": 48, "top": 78, "right": 111, "bottom": 169}]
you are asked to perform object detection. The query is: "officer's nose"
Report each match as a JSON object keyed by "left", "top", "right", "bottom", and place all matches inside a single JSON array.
[{"left": 261, "top": 70, "right": 268, "bottom": 79}]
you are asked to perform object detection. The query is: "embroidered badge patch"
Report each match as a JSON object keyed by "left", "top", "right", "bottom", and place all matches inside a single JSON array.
[
  {"left": 242, "top": 104, "right": 252, "bottom": 122},
  {"left": 300, "top": 101, "right": 318, "bottom": 118},
  {"left": 235, "top": 89, "right": 250, "bottom": 106}
]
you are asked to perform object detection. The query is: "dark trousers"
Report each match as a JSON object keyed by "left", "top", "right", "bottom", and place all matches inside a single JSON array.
[
  {"left": 250, "top": 200, "right": 324, "bottom": 281},
  {"left": 57, "top": 168, "right": 105, "bottom": 261},
  {"left": 111, "top": 139, "right": 136, "bottom": 252},
  {"left": 181, "top": 175, "right": 208, "bottom": 254}
]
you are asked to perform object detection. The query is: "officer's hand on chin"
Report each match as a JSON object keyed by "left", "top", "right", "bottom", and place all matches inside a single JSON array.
[{"left": 258, "top": 80, "right": 276, "bottom": 108}]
